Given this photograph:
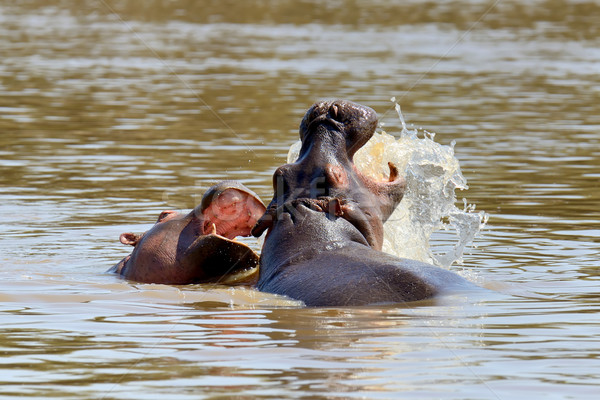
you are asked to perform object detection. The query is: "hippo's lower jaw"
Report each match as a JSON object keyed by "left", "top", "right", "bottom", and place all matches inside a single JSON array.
[
  {"left": 109, "top": 233, "right": 260, "bottom": 285},
  {"left": 181, "top": 233, "right": 260, "bottom": 286}
]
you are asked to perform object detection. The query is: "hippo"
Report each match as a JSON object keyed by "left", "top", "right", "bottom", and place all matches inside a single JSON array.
[
  {"left": 252, "top": 100, "right": 476, "bottom": 306},
  {"left": 109, "top": 181, "right": 266, "bottom": 285}
]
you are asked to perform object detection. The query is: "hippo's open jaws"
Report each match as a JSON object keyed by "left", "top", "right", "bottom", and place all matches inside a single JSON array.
[
  {"left": 252, "top": 99, "right": 406, "bottom": 251},
  {"left": 108, "top": 181, "right": 266, "bottom": 285}
]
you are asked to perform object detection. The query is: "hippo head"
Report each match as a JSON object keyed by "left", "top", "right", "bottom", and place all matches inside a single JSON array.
[
  {"left": 252, "top": 100, "right": 406, "bottom": 250},
  {"left": 110, "top": 181, "right": 266, "bottom": 285}
]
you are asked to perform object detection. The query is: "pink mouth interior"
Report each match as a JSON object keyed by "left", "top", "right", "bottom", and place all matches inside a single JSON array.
[{"left": 202, "top": 189, "right": 266, "bottom": 239}]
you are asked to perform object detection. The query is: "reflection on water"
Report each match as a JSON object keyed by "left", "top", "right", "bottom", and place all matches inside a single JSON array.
[{"left": 1, "top": 0, "right": 600, "bottom": 398}]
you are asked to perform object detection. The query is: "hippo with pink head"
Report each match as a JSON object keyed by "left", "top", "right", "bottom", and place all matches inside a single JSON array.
[{"left": 109, "top": 181, "right": 265, "bottom": 285}]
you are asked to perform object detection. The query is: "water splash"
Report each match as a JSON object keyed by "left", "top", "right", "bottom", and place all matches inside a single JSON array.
[{"left": 287, "top": 100, "right": 487, "bottom": 268}]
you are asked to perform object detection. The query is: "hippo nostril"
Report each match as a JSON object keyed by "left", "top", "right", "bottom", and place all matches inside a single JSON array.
[{"left": 330, "top": 104, "right": 340, "bottom": 121}]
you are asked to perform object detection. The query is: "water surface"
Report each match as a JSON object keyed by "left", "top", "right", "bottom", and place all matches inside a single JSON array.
[{"left": 1, "top": 0, "right": 599, "bottom": 398}]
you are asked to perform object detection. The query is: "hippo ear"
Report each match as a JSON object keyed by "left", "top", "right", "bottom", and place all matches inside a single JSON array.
[{"left": 120, "top": 232, "right": 141, "bottom": 246}]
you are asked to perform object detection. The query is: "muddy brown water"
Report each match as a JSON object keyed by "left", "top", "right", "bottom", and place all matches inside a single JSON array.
[{"left": 1, "top": 1, "right": 599, "bottom": 398}]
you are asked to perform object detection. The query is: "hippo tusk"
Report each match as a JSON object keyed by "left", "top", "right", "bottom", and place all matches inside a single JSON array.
[{"left": 388, "top": 162, "right": 399, "bottom": 182}]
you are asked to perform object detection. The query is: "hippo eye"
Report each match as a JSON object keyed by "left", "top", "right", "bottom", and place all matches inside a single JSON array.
[{"left": 157, "top": 210, "right": 178, "bottom": 222}]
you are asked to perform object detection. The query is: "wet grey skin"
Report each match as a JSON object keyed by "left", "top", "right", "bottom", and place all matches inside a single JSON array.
[
  {"left": 252, "top": 100, "right": 478, "bottom": 306},
  {"left": 109, "top": 181, "right": 266, "bottom": 285}
]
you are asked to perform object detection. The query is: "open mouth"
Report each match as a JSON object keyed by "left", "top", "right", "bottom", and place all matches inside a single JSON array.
[{"left": 200, "top": 185, "right": 267, "bottom": 239}]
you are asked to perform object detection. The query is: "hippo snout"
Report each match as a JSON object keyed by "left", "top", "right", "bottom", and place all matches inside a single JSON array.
[
  {"left": 309, "top": 100, "right": 346, "bottom": 123},
  {"left": 299, "top": 100, "right": 378, "bottom": 159},
  {"left": 301, "top": 100, "right": 376, "bottom": 132}
]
